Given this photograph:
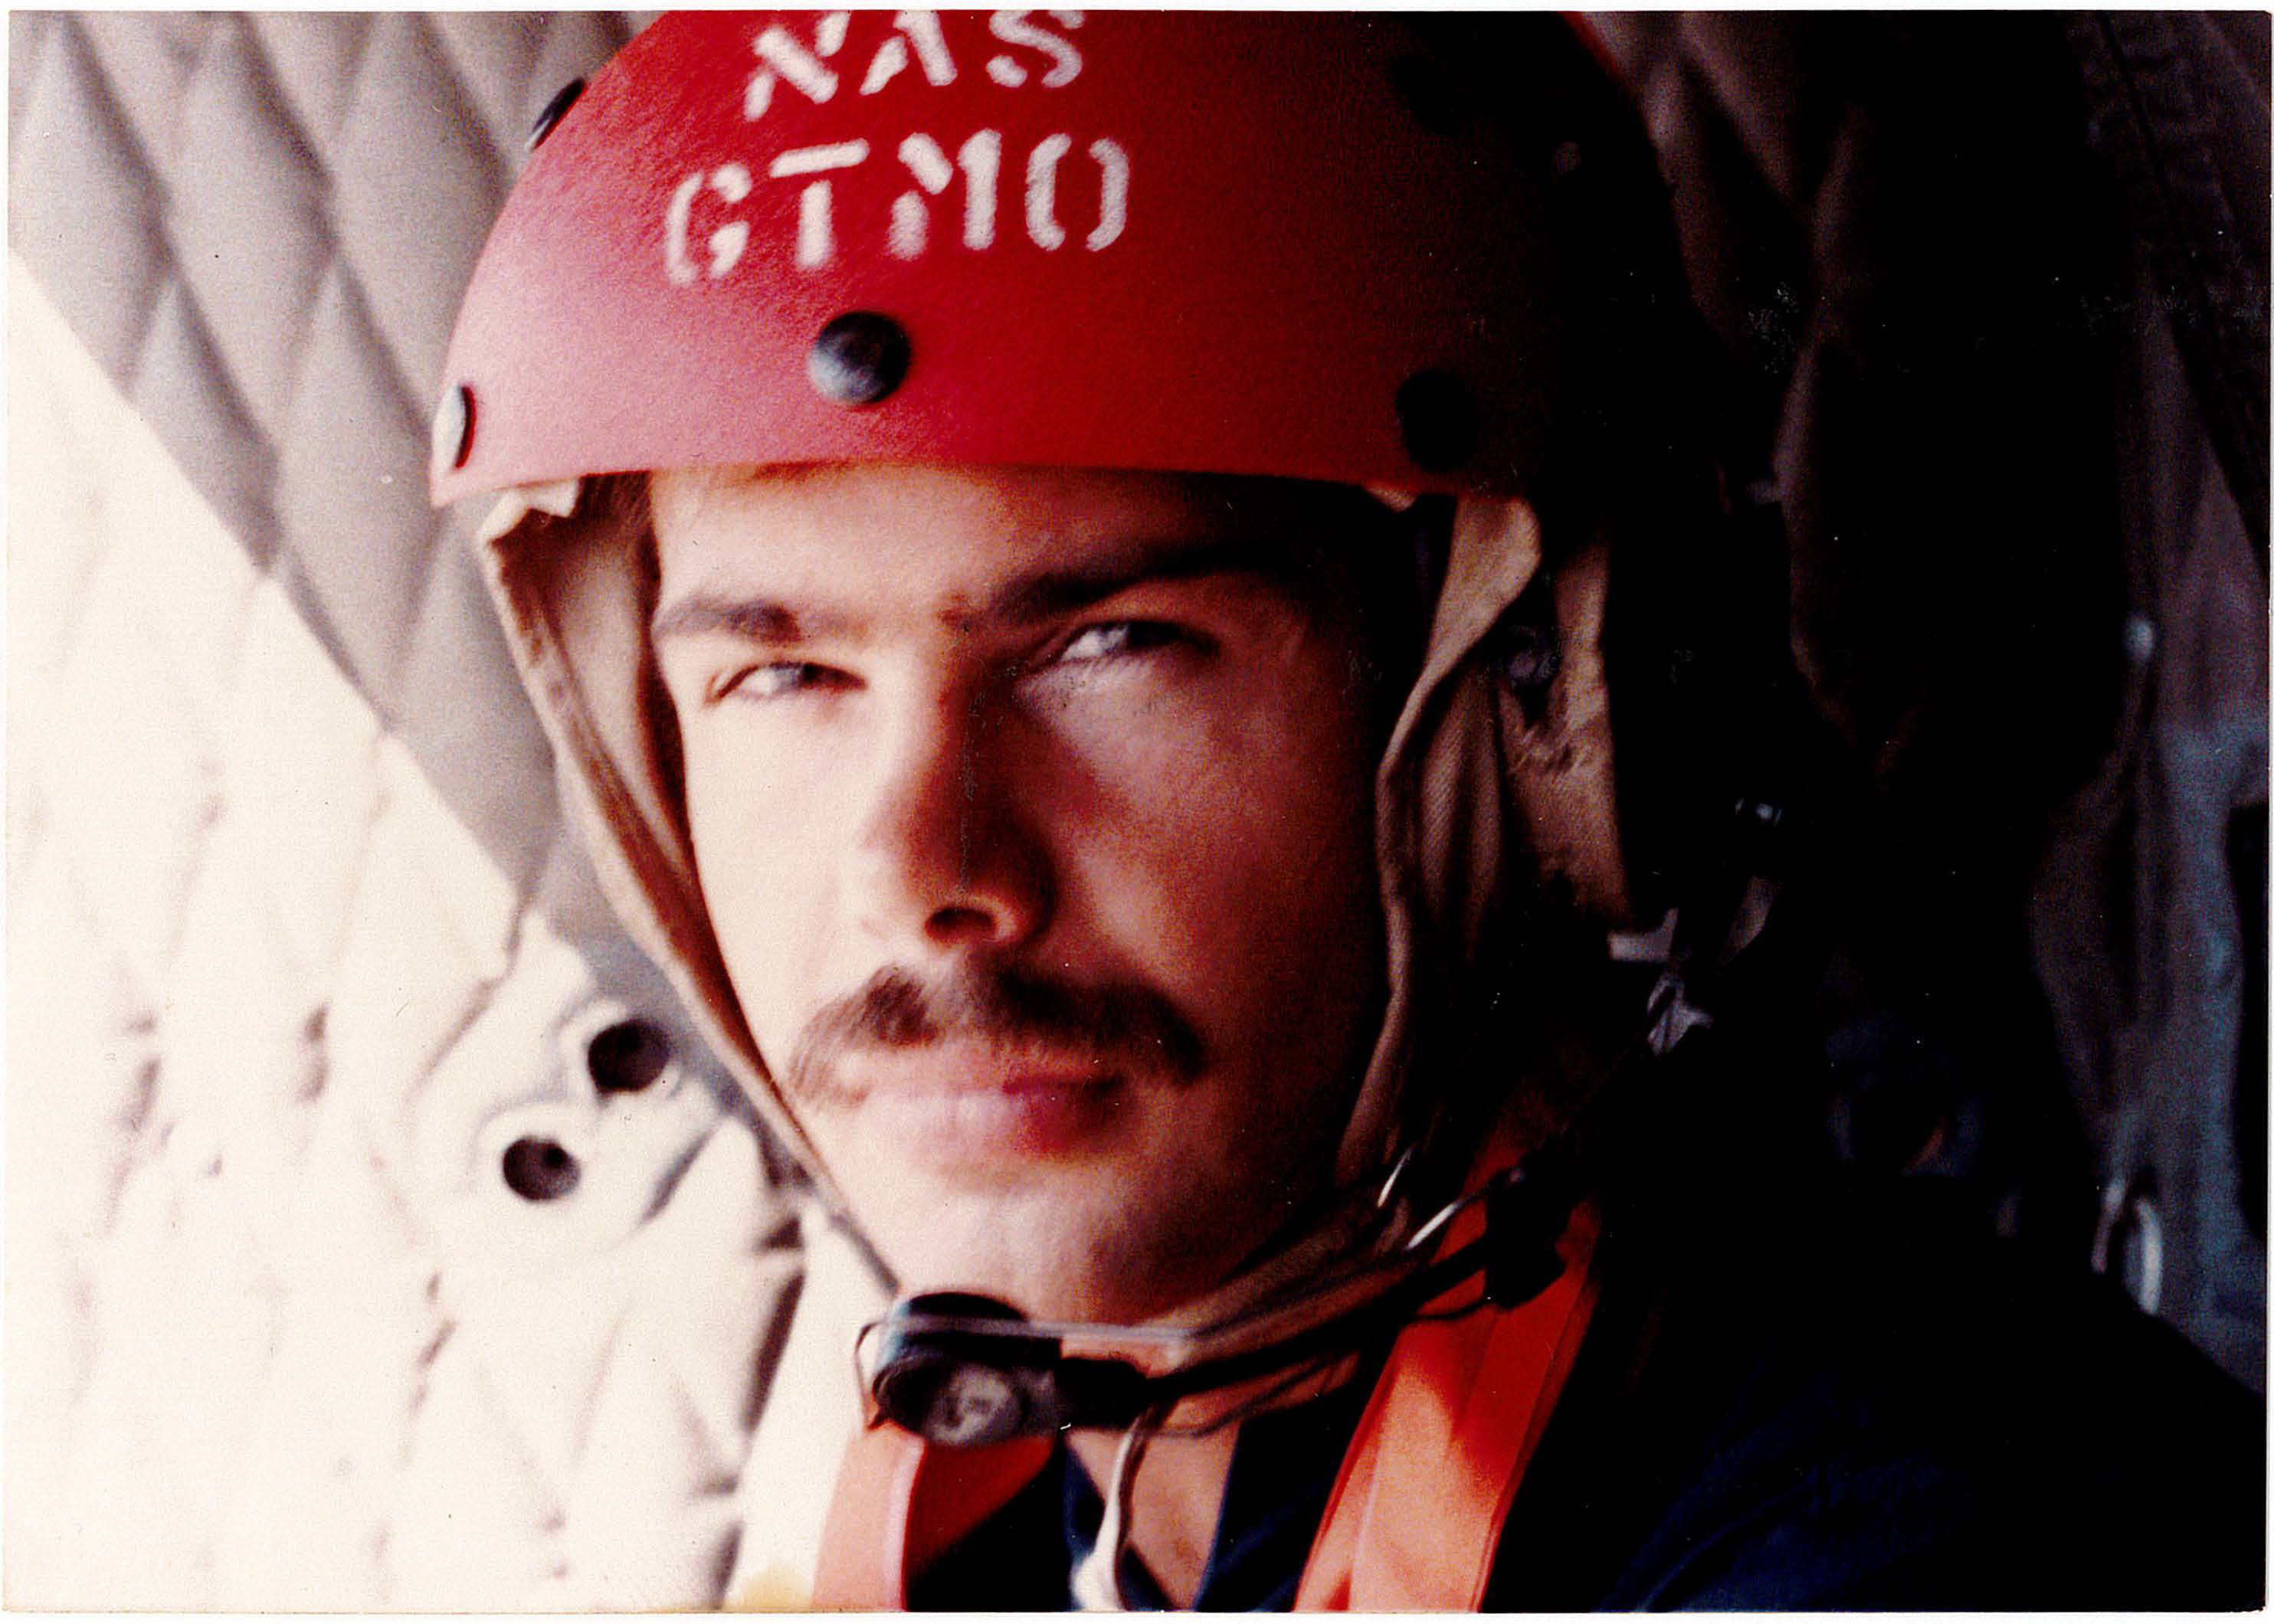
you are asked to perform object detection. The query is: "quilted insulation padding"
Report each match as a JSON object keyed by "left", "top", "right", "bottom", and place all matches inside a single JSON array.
[{"left": 8, "top": 12, "right": 814, "bottom": 1609}]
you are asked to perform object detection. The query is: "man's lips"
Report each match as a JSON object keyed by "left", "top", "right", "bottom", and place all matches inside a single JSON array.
[
  {"left": 825, "top": 1043, "right": 1130, "bottom": 1167},
  {"left": 834, "top": 1039, "right": 1114, "bottom": 1095}
]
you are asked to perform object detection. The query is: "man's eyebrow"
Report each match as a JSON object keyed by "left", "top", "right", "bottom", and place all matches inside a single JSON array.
[
  {"left": 650, "top": 534, "right": 1317, "bottom": 643},
  {"left": 650, "top": 594, "right": 851, "bottom": 644},
  {"left": 979, "top": 535, "right": 1304, "bottom": 626}
]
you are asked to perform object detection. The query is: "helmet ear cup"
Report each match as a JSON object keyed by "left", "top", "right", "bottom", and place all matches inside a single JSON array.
[
  {"left": 1494, "top": 535, "right": 1635, "bottom": 925},
  {"left": 1601, "top": 479, "right": 1814, "bottom": 925}
]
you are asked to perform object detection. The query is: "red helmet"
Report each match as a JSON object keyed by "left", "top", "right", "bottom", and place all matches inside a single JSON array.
[
  {"left": 434, "top": 11, "right": 1710, "bottom": 1268},
  {"left": 431, "top": 11, "right": 1578, "bottom": 505}
]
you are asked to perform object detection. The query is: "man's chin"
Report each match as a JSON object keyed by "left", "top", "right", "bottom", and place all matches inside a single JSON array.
[{"left": 850, "top": 1172, "right": 1218, "bottom": 1327}]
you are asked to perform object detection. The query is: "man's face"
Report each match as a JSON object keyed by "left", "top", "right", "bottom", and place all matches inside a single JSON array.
[{"left": 650, "top": 464, "right": 1390, "bottom": 1324}]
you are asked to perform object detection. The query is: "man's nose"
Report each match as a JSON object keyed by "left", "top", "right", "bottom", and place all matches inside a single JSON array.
[{"left": 848, "top": 686, "right": 1051, "bottom": 954}]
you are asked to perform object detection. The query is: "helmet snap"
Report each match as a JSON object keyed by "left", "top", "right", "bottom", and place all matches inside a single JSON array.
[{"left": 807, "top": 309, "right": 912, "bottom": 406}]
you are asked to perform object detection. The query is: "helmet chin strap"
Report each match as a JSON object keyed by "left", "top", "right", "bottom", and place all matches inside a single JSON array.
[
  {"left": 854, "top": 837, "right": 1781, "bottom": 1454},
  {"left": 855, "top": 1078, "right": 1594, "bottom": 1450},
  {"left": 838, "top": 826, "right": 1784, "bottom": 1613}
]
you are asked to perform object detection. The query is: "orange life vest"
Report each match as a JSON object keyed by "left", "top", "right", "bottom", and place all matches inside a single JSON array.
[{"left": 808, "top": 1203, "right": 1601, "bottom": 1609}]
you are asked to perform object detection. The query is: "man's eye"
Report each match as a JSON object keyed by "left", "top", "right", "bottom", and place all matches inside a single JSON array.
[
  {"left": 1054, "top": 621, "right": 1191, "bottom": 665},
  {"left": 712, "top": 662, "right": 854, "bottom": 703}
]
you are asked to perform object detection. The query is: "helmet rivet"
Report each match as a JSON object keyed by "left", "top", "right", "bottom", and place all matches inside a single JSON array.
[
  {"left": 808, "top": 312, "right": 911, "bottom": 408},
  {"left": 432, "top": 383, "right": 475, "bottom": 471},
  {"left": 1396, "top": 369, "right": 1478, "bottom": 472},
  {"left": 526, "top": 77, "right": 585, "bottom": 152}
]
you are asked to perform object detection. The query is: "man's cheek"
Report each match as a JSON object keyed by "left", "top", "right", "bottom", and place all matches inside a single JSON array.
[{"left": 696, "top": 830, "right": 828, "bottom": 1056}]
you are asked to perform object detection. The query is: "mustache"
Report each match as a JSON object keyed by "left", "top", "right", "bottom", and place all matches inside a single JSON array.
[{"left": 782, "top": 964, "right": 1207, "bottom": 1106}]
